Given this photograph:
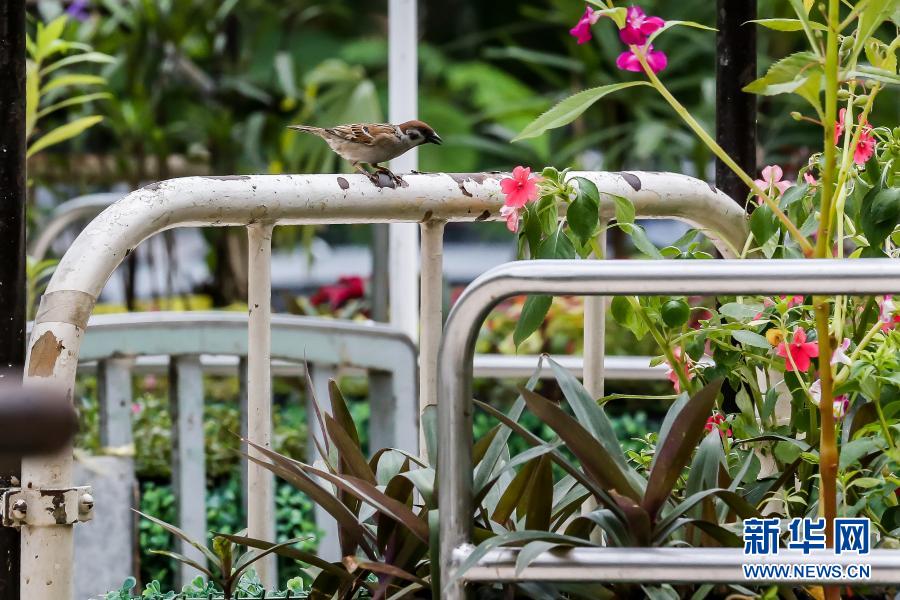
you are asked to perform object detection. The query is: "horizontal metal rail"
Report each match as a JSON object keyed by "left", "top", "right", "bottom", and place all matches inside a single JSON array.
[
  {"left": 22, "top": 171, "right": 747, "bottom": 599},
  {"left": 472, "top": 354, "right": 666, "bottom": 380},
  {"left": 456, "top": 547, "right": 900, "bottom": 584},
  {"left": 437, "top": 259, "right": 900, "bottom": 596}
]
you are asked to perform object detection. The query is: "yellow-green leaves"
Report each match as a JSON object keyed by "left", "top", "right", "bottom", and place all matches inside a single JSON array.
[
  {"left": 513, "top": 82, "right": 650, "bottom": 141},
  {"left": 26, "top": 115, "right": 104, "bottom": 159}
]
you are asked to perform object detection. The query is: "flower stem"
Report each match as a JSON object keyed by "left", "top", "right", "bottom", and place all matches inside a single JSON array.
[
  {"left": 636, "top": 51, "right": 815, "bottom": 257},
  {"left": 626, "top": 296, "right": 693, "bottom": 394},
  {"left": 814, "top": 1, "right": 841, "bottom": 577}
]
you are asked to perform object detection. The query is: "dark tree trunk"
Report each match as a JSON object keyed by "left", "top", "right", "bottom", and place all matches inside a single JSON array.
[{"left": 715, "top": 0, "right": 757, "bottom": 206}]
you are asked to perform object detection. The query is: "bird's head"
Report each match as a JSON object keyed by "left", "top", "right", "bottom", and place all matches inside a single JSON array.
[{"left": 398, "top": 120, "right": 442, "bottom": 146}]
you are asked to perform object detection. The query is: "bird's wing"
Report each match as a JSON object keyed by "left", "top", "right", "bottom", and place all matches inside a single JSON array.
[{"left": 327, "top": 123, "right": 398, "bottom": 146}]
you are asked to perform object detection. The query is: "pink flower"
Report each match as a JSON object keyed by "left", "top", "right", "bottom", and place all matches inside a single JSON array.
[
  {"left": 665, "top": 347, "right": 693, "bottom": 393},
  {"left": 831, "top": 338, "right": 851, "bottom": 366},
  {"left": 781, "top": 294, "right": 804, "bottom": 308},
  {"left": 879, "top": 295, "right": 899, "bottom": 332},
  {"left": 500, "top": 205, "right": 520, "bottom": 233},
  {"left": 775, "top": 327, "right": 819, "bottom": 372},
  {"left": 500, "top": 166, "right": 542, "bottom": 208},
  {"left": 753, "top": 165, "right": 793, "bottom": 204},
  {"left": 569, "top": 6, "right": 600, "bottom": 44},
  {"left": 619, "top": 6, "right": 665, "bottom": 45},
  {"left": 834, "top": 107, "right": 847, "bottom": 145},
  {"left": 616, "top": 45, "right": 668, "bottom": 73},
  {"left": 809, "top": 380, "right": 849, "bottom": 420},
  {"left": 854, "top": 123, "right": 876, "bottom": 165},
  {"left": 803, "top": 172, "right": 817, "bottom": 186},
  {"left": 705, "top": 412, "right": 733, "bottom": 438}
]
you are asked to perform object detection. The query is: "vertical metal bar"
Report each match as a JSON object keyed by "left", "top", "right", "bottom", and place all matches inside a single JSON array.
[
  {"left": 715, "top": 0, "right": 757, "bottom": 203},
  {"left": 238, "top": 356, "right": 249, "bottom": 518},
  {"left": 418, "top": 220, "right": 444, "bottom": 457},
  {"left": 388, "top": 0, "right": 420, "bottom": 343},
  {"left": 0, "top": 1, "right": 26, "bottom": 597},
  {"left": 306, "top": 364, "right": 340, "bottom": 562},
  {"left": 98, "top": 358, "right": 135, "bottom": 449},
  {"left": 247, "top": 223, "right": 276, "bottom": 587},
  {"left": 582, "top": 232, "right": 606, "bottom": 541},
  {"left": 371, "top": 224, "right": 390, "bottom": 323},
  {"left": 169, "top": 355, "right": 208, "bottom": 586}
]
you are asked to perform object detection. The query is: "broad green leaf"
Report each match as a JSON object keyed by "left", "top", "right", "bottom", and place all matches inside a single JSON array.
[
  {"left": 851, "top": 0, "right": 896, "bottom": 66},
  {"left": 537, "top": 228, "right": 576, "bottom": 259},
  {"left": 860, "top": 187, "right": 900, "bottom": 249},
  {"left": 750, "top": 203, "right": 778, "bottom": 245},
  {"left": 41, "top": 73, "right": 105, "bottom": 94},
  {"left": 643, "top": 379, "right": 723, "bottom": 518},
  {"left": 35, "top": 16, "right": 68, "bottom": 62},
  {"left": 748, "top": 18, "right": 826, "bottom": 31},
  {"left": 513, "top": 82, "right": 650, "bottom": 141},
  {"left": 718, "top": 302, "right": 765, "bottom": 321},
  {"left": 567, "top": 177, "right": 600, "bottom": 246},
  {"left": 26, "top": 115, "right": 103, "bottom": 158},
  {"left": 731, "top": 330, "right": 772, "bottom": 349},
  {"left": 525, "top": 455, "right": 554, "bottom": 530},
  {"left": 515, "top": 541, "right": 558, "bottom": 577},
  {"left": 36, "top": 92, "right": 111, "bottom": 119},
  {"left": 40, "top": 51, "right": 115, "bottom": 76},
  {"left": 611, "top": 194, "right": 635, "bottom": 225},
  {"left": 513, "top": 295, "right": 551, "bottom": 347},
  {"left": 743, "top": 52, "right": 823, "bottom": 116},
  {"left": 627, "top": 224, "right": 663, "bottom": 259},
  {"left": 646, "top": 20, "right": 717, "bottom": 45}
]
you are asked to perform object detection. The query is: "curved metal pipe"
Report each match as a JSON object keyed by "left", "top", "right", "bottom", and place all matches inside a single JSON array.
[{"left": 437, "top": 258, "right": 900, "bottom": 597}]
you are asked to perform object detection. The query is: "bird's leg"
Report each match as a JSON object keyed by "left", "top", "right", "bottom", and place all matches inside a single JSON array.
[{"left": 371, "top": 163, "right": 404, "bottom": 186}]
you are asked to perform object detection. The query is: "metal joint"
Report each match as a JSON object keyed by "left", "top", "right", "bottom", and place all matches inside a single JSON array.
[{"left": 1, "top": 485, "right": 94, "bottom": 528}]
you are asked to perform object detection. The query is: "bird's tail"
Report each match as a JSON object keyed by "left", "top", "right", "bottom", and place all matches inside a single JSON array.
[{"left": 286, "top": 125, "right": 324, "bottom": 137}]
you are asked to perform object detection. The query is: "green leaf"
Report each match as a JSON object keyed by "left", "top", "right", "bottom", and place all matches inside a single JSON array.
[
  {"left": 513, "top": 82, "right": 650, "bottom": 141},
  {"left": 521, "top": 388, "right": 642, "bottom": 502},
  {"left": 40, "top": 73, "right": 106, "bottom": 94},
  {"left": 25, "top": 62, "right": 39, "bottom": 140},
  {"left": 750, "top": 203, "right": 778, "bottom": 245},
  {"left": 40, "top": 51, "right": 115, "bottom": 76},
  {"left": 513, "top": 295, "right": 552, "bottom": 347},
  {"left": 718, "top": 302, "right": 765, "bottom": 321},
  {"left": 525, "top": 455, "right": 554, "bottom": 530},
  {"left": 627, "top": 224, "right": 663, "bottom": 259},
  {"left": 26, "top": 115, "right": 103, "bottom": 158},
  {"left": 860, "top": 187, "right": 900, "bottom": 250},
  {"left": 36, "top": 92, "right": 111, "bottom": 119},
  {"left": 611, "top": 194, "right": 635, "bottom": 225},
  {"left": 643, "top": 379, "right": 723, "bottom": 518},
  {"left": 35, "top": 16, "right": 68, "bottom": 62},
  {"left": 851, "top": 0, "right": 896, "bottom": 66},
  {"left": 743, "top": 52, "right": 823, "bottom": 116},
  {"left": 731, "top": 330, "right": 772, "bottom": 349},
  {"left": 537, "top": 229, "right": 576, "bottom": 259},
  {"left": 647, "top": 20, "right": 717, "bottom": 45},
  {"left": 748, "top": 18, "right": 826, "bottom": 31},
  {"left": 567, "top": 177, "right": 600, "bottom": 246}
]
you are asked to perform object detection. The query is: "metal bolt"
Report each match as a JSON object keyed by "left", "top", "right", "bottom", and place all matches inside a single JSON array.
[
  {"left": 11, "top": 499, "right": 27, "bottom": 521},
  {"left": 78, "top": 493, "right": 94, "bottom": 515}
]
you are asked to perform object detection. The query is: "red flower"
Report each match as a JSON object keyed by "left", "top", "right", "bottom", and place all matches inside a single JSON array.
[
  {"left": 619, "top": 6, "right": 665, "bottom": 45},
  {"left": 310, "top": 276, "right": 365, "bottom": 309},
  {"left": 665, "top": 347, "right": 693, "bottom": 393},
  {"left": 616, "top": 45, "right": 668, "bottom": 74},
  {"left": 834, "top": 107, "right": 847, "bottom": 145},
  {"left": 705, "top": 412, "right": 732, "bottom": 438},
  {"left": 569, "top": 6, "right": 600, "bottom": 45},
  {"left": 854, "top": 123, "right": 876, "bottom": 165},
  {"left": 500, "top": 166, "right": 542, "bottom": 209},
  {"left": 775, "top": 327, "right": 819, "bottom": 372}
]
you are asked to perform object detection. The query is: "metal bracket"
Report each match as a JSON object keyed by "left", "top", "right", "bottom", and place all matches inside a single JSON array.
[{"left": 0, "top": 485, "right": 93, "bottom": 528}]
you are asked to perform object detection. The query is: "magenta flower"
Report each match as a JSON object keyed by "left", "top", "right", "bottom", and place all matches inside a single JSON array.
[
  {"left": 704, "top": 412, "right": 732, "bottom": 438},
  {"left": 775, "top": 327, "right": 819, "bottom": 372},
  {"left": 569, "top": 6, "right": 600, "bottom": 45},
  {"left": 753, "top": 165, "right": 793, "bottom": 204},
  {"left": 616, "top": 45, "right": 668, "bottom": 73},
  {"left": 500, "top": 166, "right": 542, "bottom": 209},
  {"left": 834, "top": 107, "right": 847, "bottom": 145},
  {"left": 665, "top": 347, "right": 693, "bottom": 393},
  {"left": 619, "top": 6, "right": 665, "bottom": 45}
]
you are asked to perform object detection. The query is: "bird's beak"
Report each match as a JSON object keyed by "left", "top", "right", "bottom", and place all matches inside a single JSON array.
[{"left": 427, "top": 132, "right": 443, "bottom": 145}]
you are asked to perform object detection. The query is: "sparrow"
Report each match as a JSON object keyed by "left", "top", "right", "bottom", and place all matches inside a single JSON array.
[{"left": 287, "top": 120, "right": 442, "bottom": 184}]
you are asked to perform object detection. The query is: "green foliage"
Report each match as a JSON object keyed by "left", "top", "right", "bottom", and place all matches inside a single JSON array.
[{"left": 26, "top": 15, "right": 110, "bottom": 160}]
